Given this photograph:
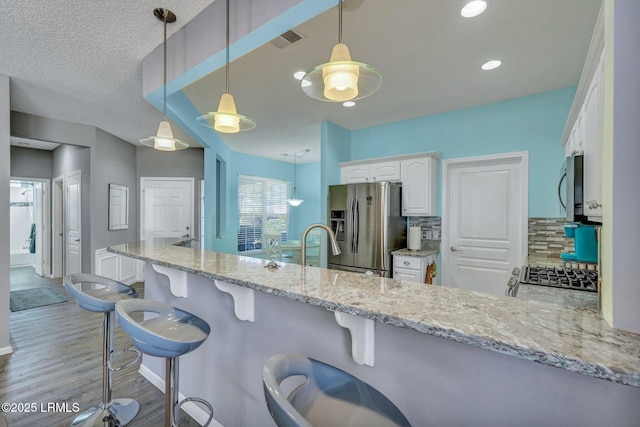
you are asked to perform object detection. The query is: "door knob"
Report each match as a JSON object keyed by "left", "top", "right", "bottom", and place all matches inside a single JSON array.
[{"left": 450, "top": 246, "right": 462, "bottom": 252}]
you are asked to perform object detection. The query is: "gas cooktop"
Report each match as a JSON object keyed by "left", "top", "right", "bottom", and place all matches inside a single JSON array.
[{"left": 520, "top": 266, "right": 598, "bottom": 292}]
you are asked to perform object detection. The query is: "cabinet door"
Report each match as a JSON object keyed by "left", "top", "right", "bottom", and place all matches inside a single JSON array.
[
  {"left": 370, "top": 161, "right": 401, "bottom": 182},
  {"left": 582, "top": 52, "right": 604, "bottom": 219},
  {"left": 341, "top": 164, "right": 370, "bottom": 183},
  {"left": 401, "top": 157, "right": 438, "bottom": 216},
  {"left": 393, "top": 268, "right": 422, "bottom": 282}
]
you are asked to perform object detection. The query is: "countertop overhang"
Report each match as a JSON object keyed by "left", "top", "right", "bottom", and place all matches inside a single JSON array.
[{"left": 108, "top": 238, "right": 640, "bottom": 387}]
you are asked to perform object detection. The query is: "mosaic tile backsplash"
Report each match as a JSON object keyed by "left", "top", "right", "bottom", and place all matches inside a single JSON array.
[{"left": 407, "top": 217, "right": 572, "bottom": 260}]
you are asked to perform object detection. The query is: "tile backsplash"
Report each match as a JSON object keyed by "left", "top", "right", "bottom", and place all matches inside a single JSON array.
[
  {"left": 407, "top": 216, "right": 572, "bottom": 260},
  {"left": 528, "top": 217, "right": 573, "bottom": 259}
]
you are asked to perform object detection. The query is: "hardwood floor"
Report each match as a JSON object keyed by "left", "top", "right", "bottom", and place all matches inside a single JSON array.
[{"left": 2, "top": 268, "right": 200, "bottom": 426}]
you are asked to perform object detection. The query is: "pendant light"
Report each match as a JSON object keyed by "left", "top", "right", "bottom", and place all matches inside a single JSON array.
[
  {"left": 301, "top": 0, "right": 382, "bottom": 102},
  {"left": 286, "top": 149, "right": 310, "bottom": 207},
  {"left": 140, "top": 9, "right": 188, "bottom": 151},
  {"left": 197, "top": 0, "right": 255, "bottom": 133}
]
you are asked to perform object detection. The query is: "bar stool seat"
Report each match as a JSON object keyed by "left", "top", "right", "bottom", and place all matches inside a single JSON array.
[
  {"left": 115, "top": 299, "right": 213, "bottom": 427},
  {"left": 263, "top": 354, "right": 412, "bottom": 427},
  {"left": 64, "top": 273, "right": 140, "bottom": 427}
]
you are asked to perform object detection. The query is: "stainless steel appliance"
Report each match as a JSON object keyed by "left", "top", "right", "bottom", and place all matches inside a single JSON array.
[
  {"left": 506, "top": 265, "right": 598, "bottom": 297},
  {"left": 558, "top": 154, "right": 588, "bottom": 223},
  {"left": 328, "top": 182, "right": 406, "bottom": 276}
]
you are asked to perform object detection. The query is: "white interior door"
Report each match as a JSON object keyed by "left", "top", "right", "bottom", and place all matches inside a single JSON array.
[
  {"left": 65, "top": 170, "right": 82, "bottom": 275},
  {"left": 141, "top": 178, "right": 193, "bottom": 239},
  {"left": 442, "top": 152, "right": 528, "bottom": 296},
  {"left": 33, "top": 182, "right": 46, "bottom": 276}
]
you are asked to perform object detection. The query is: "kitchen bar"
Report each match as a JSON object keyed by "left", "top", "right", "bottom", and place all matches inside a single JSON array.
[{"left": 109, "top": 238, "right": 640, "bottom": 426}]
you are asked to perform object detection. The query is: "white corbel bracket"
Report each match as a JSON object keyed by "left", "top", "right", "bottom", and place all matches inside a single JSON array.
[
  {"left": 333, "top": 311, "right": 375, "bottom": 367},
  {"left": 214, "top": 280, "right": 255, "bottom": 322},
  {"left": 151, "top": 264, "right": 188, "bottom": 298}
]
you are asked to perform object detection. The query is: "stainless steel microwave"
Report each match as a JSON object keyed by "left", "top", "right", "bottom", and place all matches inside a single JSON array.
[{"left": 558, "top": 154, "right": 587, "bottom": 222}]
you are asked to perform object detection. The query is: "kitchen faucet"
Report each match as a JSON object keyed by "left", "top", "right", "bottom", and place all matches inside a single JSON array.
[{"left": 301, "top": 224, "right": 341, "bottom": 266}]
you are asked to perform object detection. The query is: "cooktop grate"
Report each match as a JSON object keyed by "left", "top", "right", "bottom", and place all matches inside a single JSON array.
[{"left": 521, "top": 266, "right": 598, "bottom": 292}]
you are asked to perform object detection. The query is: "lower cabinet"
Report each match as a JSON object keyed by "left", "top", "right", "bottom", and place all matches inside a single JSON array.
[{"left": 393, "top": 254, "right": 438, "bottom": 284}]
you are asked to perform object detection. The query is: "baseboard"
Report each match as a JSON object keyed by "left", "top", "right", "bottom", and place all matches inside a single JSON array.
[
  {"left": 0, "top": 345, "right": 14, "bottom": 356},
  {"left": 138, "top": 363, "right": 222, "bottom": 427}
]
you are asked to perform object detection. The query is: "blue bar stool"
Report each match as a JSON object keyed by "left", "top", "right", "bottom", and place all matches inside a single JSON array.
[
  {"left": 64, "top": 273, "right": 141, "bottom": 426},
  {"left": 263, "top": 354, "right": 412, "bottom": 427},
  {"left": 115, "top": 299, "right": 213, "bottom": 427}
]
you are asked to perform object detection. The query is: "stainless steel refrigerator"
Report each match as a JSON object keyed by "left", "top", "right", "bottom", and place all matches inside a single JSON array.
[{"left": 328, "top": 182, "right": 406, "bottom": 277}]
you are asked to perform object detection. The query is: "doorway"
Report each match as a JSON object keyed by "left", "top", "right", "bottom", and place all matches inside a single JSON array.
[
  {"left": 9, "top": 178, "right": 50, "bottom": 280},
  {"left": 441, "top": 152, "right": 528, "bottom": 296},
  {"left": 140, "top": 177, "right": 194, "bottom": 240}
]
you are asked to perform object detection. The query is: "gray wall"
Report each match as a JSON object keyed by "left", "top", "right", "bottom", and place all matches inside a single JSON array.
[
  {"left": 52, "top": 144, "right": 92, "bottom": 273},
  {"left": 136, "top": 146, "right": 204, "bottom": 240},
  {"left": 10, "top": 146, "right": 53, "bottom": 179},
  {"left": 92, "top": 129, "right": 138, "bottom": 262},
  {"left": 0, "top": 74, "right": 10, "bottom": 351}
]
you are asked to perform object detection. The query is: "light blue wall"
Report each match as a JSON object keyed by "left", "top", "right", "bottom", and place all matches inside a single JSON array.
[
  {"left": 206, "top": 149, "right": 294, "bottom": 253},
  {"left": 350, "top": 87, "right": 576, "bottom": 217},
  {"left": 320, "top": 121, "right": 352, "bottom": 223},
  {"left": 289, "top": 161, "right": 322, "bottom": 239},
  {"left": 203, "top": 88, "right": 576, "bottom": 253}
]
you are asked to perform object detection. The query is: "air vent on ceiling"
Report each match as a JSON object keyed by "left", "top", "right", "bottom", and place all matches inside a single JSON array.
[{"left": 270, "top": 29, "right": 305, "bottom": 49}]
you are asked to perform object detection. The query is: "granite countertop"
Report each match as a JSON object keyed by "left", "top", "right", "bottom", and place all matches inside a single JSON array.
[
  {"left": 108, "top": 239, "right": 640, "bottom": 387},
  {"left": 391, "top": 239, "right": 439, "bottom": 257}
]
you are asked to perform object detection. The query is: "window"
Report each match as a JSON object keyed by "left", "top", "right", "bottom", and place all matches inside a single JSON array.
[{"left": 237, "top": 175, "right": 290, "bottom": 252}]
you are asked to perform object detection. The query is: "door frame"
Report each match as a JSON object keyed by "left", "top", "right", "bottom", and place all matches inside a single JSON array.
[
  {"left": 441, "top": 151, "right": 528, "bottom": 287},
  {"left": 52, "top": 175, "right": 64, "bottom": 278},
  {"left": 10, "top": 176, "right": 51, "bottom": 277},
  {"left": 139, "top": 177, "right": 195, "bottom": 240}
]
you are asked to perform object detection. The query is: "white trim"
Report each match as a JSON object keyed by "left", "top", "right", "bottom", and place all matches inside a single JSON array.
[
  {"left": 138, "top": 363, "right": 223, "bottom": 427},
  {"left": 52, "top": 175, "right": 64, "bottom": 279},
  {"left": 139, "top": 177, "right": 195, "bottom": 241},
  {"left": 561, "top": 2, "right": 604, "bottom": 146},
  {"left": 441, "top": 151, "right": 529, "bottom": 287},
  {"left": 0, "top": 345, "right": 13, "bottom": 356},
  {"left": 339, "top": 151, "right": 440, "bottom": 167},
  {"left": 10, "top": 176, "right": 51, "bottom": 277}
]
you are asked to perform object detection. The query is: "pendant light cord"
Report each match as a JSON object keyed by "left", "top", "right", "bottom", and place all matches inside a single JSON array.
[
  {"left": 338, "top": 0, "right": 343, "bottom": 44},
  {"left": 225, "top": 0, "right": 230, "bottom": 94},
  {"left": 162, "top": 13, "right": 167, "bottom": 120}
]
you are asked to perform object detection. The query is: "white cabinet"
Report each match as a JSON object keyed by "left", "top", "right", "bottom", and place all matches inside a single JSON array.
[
  {"left": 582, "top": 51, "right": 604, "bottom": 220},
  {"left": 340, "top": 152, "right": 439, "bottom": 217},
  {"left": 393, "top": 254, "right": 439, "bottom": 284},
  {"left": 340, "top": 161, "right": 400, "bottom": 183},
  {"left": 400, "top": 156, "right": 438, "bottom": 216}
]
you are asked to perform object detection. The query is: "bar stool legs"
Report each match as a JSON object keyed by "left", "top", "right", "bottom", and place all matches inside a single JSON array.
[
  {"left": 70, "top": 311, "right": 140, "bottom": 427},
  {"left": 164, "top": 357, "right": 214, "bottom": 427}
]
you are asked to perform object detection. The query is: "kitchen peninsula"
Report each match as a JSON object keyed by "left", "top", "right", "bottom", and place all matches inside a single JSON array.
[{"left": 108, "top": 239, "right": 640, "bottom": 426}]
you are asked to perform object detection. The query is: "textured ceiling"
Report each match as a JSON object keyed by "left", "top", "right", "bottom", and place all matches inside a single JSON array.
[
  {"left": 2, "top": 0, "right": 601, "bottom": 162},
  {"left": 2, "top": 0, "right": 216, "bottom": 148}
]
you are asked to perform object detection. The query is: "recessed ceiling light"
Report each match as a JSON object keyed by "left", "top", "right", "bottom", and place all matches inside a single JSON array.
[
  {"left": 293, "top": 71, "right": 306, "bottom": 80},
  {"left": 343, "top": 101, "right": 356, "bottom": 107},
  {"left": 461, "top": 1, "right": 487, "bottom": 18},
  {"left": 481, "top": 60, "right": 502, "bottom": 70}
]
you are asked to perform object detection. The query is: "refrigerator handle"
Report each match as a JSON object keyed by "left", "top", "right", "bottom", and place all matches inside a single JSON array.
[
  {"left": 354, "top": 198, "right": 360, "bottom": 253},
  {"left": 348, "top": 197, "right": 355, "bottom": 253}
]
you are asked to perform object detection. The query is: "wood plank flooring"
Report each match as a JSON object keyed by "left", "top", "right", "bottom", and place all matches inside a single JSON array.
[{"left": 1, "top": 268, "right": 200, "bottom": 426}]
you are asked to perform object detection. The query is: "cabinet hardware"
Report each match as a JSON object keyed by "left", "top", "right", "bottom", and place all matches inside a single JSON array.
[{"left": 450, "top": 246, "right": 462, "bottom": 252}]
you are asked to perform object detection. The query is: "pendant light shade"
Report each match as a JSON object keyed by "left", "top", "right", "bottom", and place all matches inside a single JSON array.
[
  {"left": 197, "top": 0, "right": 255, "bottom": 133},
  {"left": 301, "top": 0, "right": 381, "bottom": 102},
  {"left": 140, "top": 8, "right": 188, "bottom": 151},
  {"left": 286, "top": 149, "right": 309, "bottom": 207}
]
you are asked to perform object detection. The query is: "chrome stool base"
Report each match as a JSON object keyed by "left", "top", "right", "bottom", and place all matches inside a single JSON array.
[{"left": 70, "top": 398, "right": 139, "bottom": 427}]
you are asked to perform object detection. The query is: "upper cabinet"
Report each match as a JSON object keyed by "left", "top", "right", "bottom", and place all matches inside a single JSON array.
[
  {"left": 341, "top": 160, "right": 400, "bottom": 183},
  {"left": 400, "top": 156, "right": 438, "bottom": 216},
  {"left": 339, "top": 152, "right": 439, "bottom": 217},
  {"left": 561, "top": 5, "right": 604, "bottom": 222}
]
